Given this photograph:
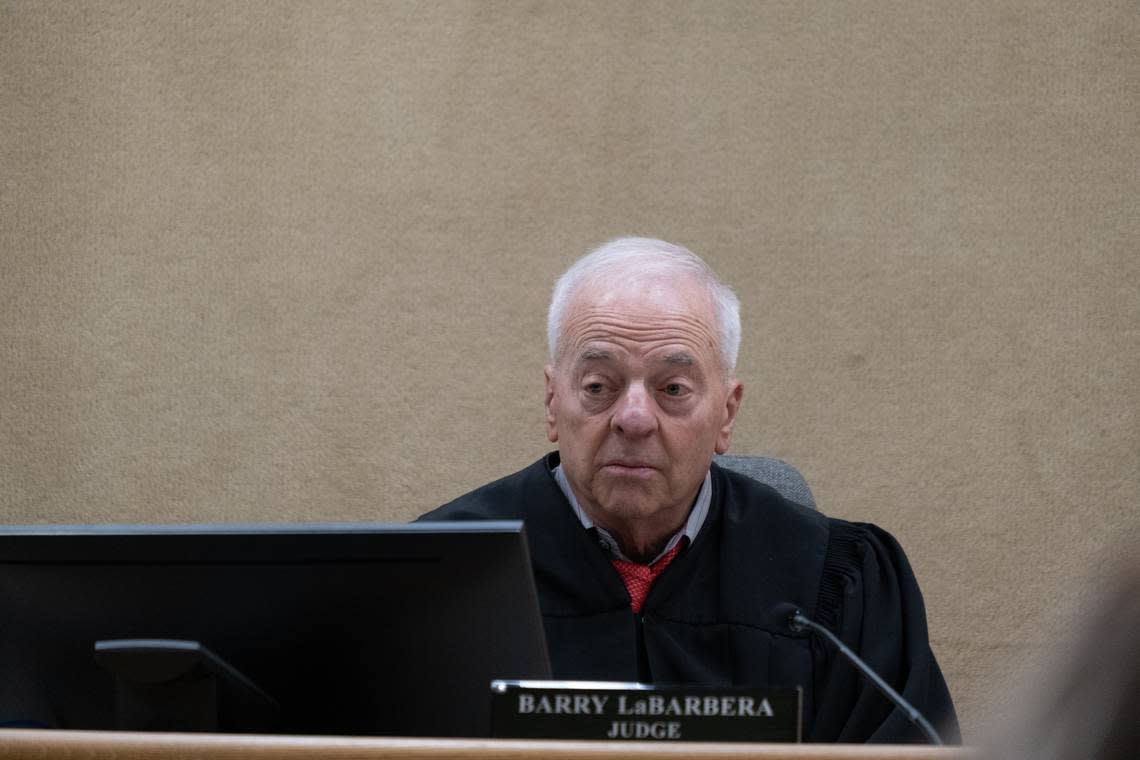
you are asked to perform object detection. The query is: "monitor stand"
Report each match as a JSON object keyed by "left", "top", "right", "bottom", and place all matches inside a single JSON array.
[{"left": 95, "top": 639, "right": 279, "bottom": 733}]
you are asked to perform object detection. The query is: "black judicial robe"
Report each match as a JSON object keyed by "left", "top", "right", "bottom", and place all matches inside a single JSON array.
[{"left": 418, "top": 454, "right": 959, "bottom": 743}]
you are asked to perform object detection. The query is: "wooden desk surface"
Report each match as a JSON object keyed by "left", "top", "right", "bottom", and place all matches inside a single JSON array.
[{"left": 0, "top": 731, "right": 974, "bottom": 760}]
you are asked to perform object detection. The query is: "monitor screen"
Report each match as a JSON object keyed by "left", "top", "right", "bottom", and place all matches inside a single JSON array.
[{"left": 0, "top": 521, "right": 551, "bottom": 737}]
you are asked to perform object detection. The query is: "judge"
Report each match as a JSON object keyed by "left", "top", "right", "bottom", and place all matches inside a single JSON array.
[{"left": 419, "top": 237, "right": 959, "bottom": 743}]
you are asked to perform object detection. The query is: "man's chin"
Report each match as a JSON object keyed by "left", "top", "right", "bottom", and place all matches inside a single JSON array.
[{"left": 593, "top": 486, "right": 667, "bottom": 522}]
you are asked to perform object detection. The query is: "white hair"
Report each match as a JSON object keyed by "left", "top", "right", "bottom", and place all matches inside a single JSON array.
[{"left": 547, "top": 237, "right": 742, "bottom": 372}]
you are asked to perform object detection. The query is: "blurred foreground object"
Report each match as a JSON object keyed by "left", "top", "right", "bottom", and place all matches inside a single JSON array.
[{"left": 993, "top": 544, "right": 1139, "bottom": 759}]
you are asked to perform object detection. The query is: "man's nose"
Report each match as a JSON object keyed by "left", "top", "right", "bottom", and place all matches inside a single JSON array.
[{"left": 610, "top": 383, "right": 658, "bottom": 437}]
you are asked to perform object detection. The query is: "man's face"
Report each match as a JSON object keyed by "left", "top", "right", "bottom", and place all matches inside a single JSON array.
[{"left": 544, "top": 275, "right": 743, "bottom": 543}]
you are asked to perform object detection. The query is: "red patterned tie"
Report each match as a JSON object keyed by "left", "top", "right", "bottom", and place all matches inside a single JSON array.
[{"left": 610, "top": 540, "right": 686, "bottom": 613}]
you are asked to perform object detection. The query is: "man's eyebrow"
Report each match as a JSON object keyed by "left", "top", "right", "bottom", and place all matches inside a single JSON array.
[
  {"left": 661, "top": 351, "right": 694, "bottom": 366},
  {"left": 577, "top": 348, "right": 613, "bottom": 362}
]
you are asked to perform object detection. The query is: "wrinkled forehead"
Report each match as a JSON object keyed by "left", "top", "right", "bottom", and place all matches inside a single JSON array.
[{"left": 556, "top": 273, "right": 720, "bottom": 359}]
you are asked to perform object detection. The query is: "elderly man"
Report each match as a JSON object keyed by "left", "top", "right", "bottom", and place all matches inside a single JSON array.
[{"left": 419, "top": 238, "right": 958, "bottom": 743}]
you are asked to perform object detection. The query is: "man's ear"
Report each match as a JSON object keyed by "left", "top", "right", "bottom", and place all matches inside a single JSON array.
[
  {"left": 714, "top": 380, "right": 743, "bottom": 454},
  {"left": 544, "top": 364, "right": 559, "bottom": 443}
]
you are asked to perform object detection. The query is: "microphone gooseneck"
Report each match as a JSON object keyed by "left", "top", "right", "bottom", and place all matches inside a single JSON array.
[{"left": 783, "top": 606, "right": 944, "bottom": 745}]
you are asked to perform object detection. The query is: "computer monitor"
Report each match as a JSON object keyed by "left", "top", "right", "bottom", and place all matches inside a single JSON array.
[{"left": 0, "top": 521, "right": 551, "bottom": 737}]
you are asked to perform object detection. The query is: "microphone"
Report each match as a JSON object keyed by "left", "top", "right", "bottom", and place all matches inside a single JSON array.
[{"left": 772, "top": 603, "right": 944, "bottom": 745}]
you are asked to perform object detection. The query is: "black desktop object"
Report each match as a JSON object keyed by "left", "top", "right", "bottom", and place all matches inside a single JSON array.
[{"left": 0, "top": 521, "right": 551, "bottom": 737}]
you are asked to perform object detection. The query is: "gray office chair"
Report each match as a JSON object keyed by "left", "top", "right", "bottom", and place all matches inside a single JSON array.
[{"left": 712, "top": 454, "right": 816, "bottom": 510}]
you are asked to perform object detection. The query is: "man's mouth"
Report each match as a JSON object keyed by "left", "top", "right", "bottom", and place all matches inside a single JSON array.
[{"left": 601, "top": 461, "right": 657, "bottom": 476}]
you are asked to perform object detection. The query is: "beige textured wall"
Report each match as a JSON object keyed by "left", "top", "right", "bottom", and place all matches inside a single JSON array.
[{"left": 2, "top": 0, "right": 1137, "bottom": 738}]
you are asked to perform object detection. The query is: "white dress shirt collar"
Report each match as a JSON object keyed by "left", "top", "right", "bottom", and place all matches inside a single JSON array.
[{"left": 552, "top": 463, "right": 711, "bottom": 564}]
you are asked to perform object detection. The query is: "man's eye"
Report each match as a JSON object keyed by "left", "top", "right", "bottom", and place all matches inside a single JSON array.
[
  {"left": 663, "top": 383, "right": 687, "bottom": 397},
  {"left": 585, "top": 382, "right": 605, "bottom": 394}
]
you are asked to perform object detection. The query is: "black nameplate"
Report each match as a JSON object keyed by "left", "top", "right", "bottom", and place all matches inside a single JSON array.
[{"left": 491, "top": 681, "right": 802, "bottom": 742}]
